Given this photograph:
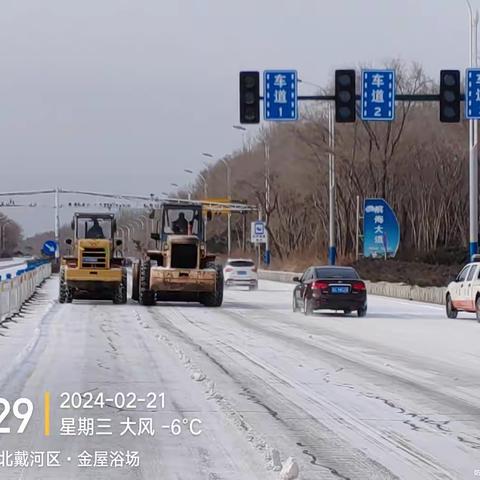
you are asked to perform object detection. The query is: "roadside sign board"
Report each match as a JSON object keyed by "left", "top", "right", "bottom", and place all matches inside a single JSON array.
[
  {"left": 466, "top": 68, "right": 480, "bottom": 119},
  {"left": 264, "top": 70, "right": 298, "bottom": 121},
  {"left": 42, "top": 240, "right": 58, "bottom": 257},
  {"left": 363, "top": 199, "right": 400, "bottom": 258},
  {"left": 251, "top": 221, "right": 267, "bottom": 244},
  {"left": 361, "top": 69, "right": 395, "bottom": 121}
]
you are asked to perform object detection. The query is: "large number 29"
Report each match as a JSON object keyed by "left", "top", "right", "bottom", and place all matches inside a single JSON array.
[{"left": 0, "top": 398, "right": 33, "bottom": 434}]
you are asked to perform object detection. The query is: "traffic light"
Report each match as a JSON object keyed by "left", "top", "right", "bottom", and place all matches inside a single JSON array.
[
  {"left": 239, "top": 71, "right": 260, "bottom": 124},
  {"left": 440, "top": 70, "right": 460, "bottom": 123},
  {"left": 335, "top": 70, "right": 356, "bottom": 123}
]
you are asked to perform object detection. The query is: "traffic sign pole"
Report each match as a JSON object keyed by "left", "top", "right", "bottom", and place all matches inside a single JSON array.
[
  {"left": 264, "top": 142, "right": 271, "bottom": 266},
  {"left": 467, "top": 4, "right": 479, "bottom": 259}
]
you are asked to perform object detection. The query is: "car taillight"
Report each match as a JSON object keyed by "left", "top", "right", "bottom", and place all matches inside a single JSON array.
[
  {"left": 312, "top": 281, "right": 328, "bottom": 290},
  {"left": 225, "top": 267, "right": 233, "bottom": 272},
  {"left": 67, "top": 260, "right": 77, "bottom": 267},
  {"left": 352, "top": 281, "right": 366, "bottom": 292},
  {"left": 252, "top": 267, "right": 257, "bottom": 272}
]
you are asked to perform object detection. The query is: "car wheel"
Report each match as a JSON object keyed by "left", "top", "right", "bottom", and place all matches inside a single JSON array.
[
  {"left": 446, "top": 294, "right": 458, "bottom": 319},
  {"left": 292, "top": 295, "right": 299, "bottom": 313},
  {"left": 344, "top": 309, "right": 351, "bottom": 315},
  {"left": 304, "top": 297, "right": 313, "bottom": 316},
  {"left": 476, "top": 296, "right": 480, "bottom": 323},
  {"left": 357, "top": 305, "right": 367, "bottom": 317}
]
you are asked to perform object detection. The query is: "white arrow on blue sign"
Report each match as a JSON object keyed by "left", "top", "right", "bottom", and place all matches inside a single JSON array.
[
  {"left": 361, "top": 69, "right": 395, "bottom": 121},
  {"left": 42, "top": 240, "right": 58, "bottom": 257},
  {"left": 264, "top": 70, "right": 298, "bottom": 121},
  {"left": 466, "top": 68, "right": 480, "bottom": 119}
]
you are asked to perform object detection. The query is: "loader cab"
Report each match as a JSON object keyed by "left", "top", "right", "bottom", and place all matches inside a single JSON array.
[
  {"left": 159, "top": 204, "right": 203, "bottom": 242},
  {"left": 73, "top": 213, "right": 115, "bottom": 240}
]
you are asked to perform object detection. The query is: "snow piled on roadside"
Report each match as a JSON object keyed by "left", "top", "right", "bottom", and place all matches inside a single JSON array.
[{"left": 156, "top": 331, "right": 300, "bottom": 479}]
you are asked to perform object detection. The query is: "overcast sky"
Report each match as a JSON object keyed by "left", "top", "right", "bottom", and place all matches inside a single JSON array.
[{"left": 0, "top": 0, "right": 473, "bottom": 235}]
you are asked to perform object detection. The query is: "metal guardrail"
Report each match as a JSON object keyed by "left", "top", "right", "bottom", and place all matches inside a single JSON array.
[
  {"left": 0, "top": 262, "right": 52, "bottom": 322},
  {"left": 258, "top": 269, "right": 446, "bottom": 306}
]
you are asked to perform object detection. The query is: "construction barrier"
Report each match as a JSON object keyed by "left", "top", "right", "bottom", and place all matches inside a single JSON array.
[
  {"left": 259, "top": 269, "right": 446, "bottom": 306},
  {"left": 0, "top": 261, "right": 52, "bottom": 322}
]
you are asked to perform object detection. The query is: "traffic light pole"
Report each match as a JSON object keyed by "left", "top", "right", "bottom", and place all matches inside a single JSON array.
[{"left": 328, "top": 103, "right": 336, "bottom": 265}]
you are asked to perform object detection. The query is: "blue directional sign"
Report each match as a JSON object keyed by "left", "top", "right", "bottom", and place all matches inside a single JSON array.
[
  {"left": 466, "top": 68, "right": 480, "bottom": 119},
  {"left": 264, "top": 70, "right": 298, "bottom": 121},
  {"left": 363, "top": 199, "right": 400, "bottom": 258},
  {"left": 361, "top": 69, "right": 395, "bottom": 121},
  {"left": 42, "top": 240, "right": 58, "bottom": 257}
]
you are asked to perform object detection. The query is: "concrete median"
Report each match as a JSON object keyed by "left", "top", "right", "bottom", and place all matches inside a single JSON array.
[{"left": 259, "top": 269, "right": 446, "bottom": 306}]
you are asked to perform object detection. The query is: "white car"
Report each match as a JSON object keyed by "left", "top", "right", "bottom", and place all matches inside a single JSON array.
[
  {"left": 446, "top": 258, "right": 480, "bottom": 321},
  {"left": 223, "top": 259, "right": 258, "bottom": 290}
]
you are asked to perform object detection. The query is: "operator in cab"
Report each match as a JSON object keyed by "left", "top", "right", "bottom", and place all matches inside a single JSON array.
[
  {"left": 172, "top": 212, "right": 188, "bottom": 234},
  {"left": 86, "top": 218, "right": 105, "bottom": 239}
]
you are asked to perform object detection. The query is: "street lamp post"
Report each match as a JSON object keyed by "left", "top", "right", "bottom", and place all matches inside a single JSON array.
[
  {"left": 139, "top": 214, "right": 150, "bottom": 249},
  {"left": 117, "top": 226, "right": 127, "bottom": 256},
  {"left": 123, "top": 225, "right": 133, "bottom": 256},
  {"left": 232, "top": 125, "right": 247, "bottom": 152},
  {"left": 184, "top": 169, "right": 208, "bottom": 198},
  {"left": 466, "top": 0, "right": 479, "bottom": 259}
]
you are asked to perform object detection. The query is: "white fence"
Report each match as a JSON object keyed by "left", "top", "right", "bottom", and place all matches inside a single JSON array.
[
  {"left": 0, "top": 263, "right": 52, "bottom": 322},
  {"left": 259, "top": 269, "right": 446, "bottom": 306}
]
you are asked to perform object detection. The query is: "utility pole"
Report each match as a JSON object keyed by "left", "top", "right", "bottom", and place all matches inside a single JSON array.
[
  {"left": 467, "top": 0, "right": 479, "bottom": 260},
  {"left": 54, "top": 187, "right": 60, "bottom": 262},
  {"left": 264, "top": 141, "right": 271, "bottom": 266},
  {"left": 328, "top": 103, "right": 336, "bottom": 265}
]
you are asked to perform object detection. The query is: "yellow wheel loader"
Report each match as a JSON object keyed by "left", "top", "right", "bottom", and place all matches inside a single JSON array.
[
  {"left": 132, "top": 203, "right": 223, "bottom": 307},
  {"left": 59, "top": 213, "right": 127, "bottom": 304}
]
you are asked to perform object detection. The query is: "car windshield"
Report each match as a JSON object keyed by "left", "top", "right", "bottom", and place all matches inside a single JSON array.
[
  {"left": 229, "top": 260, "right": 255, "bottom": 267},
  {"left": 163, "top": 207, "right": 201, "bottom": 237},
  {"left": 76, "top": 217, "right": 113, "bottom": 239},
  {"left": 314, "top": 267, "right": 359, "bottom": 279}
]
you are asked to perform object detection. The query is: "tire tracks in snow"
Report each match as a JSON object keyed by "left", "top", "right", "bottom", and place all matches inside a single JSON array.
[{"left": 144, "top": 306, "right": 399, "bottom": 480}]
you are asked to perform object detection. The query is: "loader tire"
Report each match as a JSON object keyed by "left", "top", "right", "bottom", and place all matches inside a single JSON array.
[
  {"left": 139, "top": 260, "right": 155, "bottom": 306},
  {"left": 200, "top": 263, "right": 223, "bottom": 307},
  {"left": 65, "top": 287, "right": 73, "bottom": 303},
  {"left": 113, "top": 268, "right": 128, "bottom": 304},
  {"left": 132, "top": 262, "right": 140, "bottom": 301},
  {"left": 59, "top": 268, "right": 66, "bottom": 304}
]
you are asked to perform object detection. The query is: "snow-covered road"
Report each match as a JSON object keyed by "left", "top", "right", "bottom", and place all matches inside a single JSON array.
[{"left": 0, "top": 277, "right": 479, "bottom": 479}]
